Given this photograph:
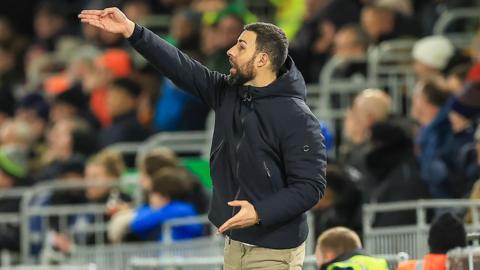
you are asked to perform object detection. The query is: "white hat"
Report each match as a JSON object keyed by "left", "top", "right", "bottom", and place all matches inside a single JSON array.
[{"left": 412, "top": 35, "right": 454, "bottom": 70}]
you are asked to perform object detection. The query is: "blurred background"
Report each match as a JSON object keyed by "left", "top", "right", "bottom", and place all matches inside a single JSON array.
[{"left": 1, "top": 0, "right": 480, "bottom": 269}]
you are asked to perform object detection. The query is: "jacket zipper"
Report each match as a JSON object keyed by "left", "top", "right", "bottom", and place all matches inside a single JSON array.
[{"left": 229, "top": 91, "right": 250, "bottom": 243}]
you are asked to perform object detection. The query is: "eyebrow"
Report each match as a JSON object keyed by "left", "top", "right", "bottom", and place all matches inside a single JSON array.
[{"left": 238, "top": 39, "right": 247, "bottom": 45}]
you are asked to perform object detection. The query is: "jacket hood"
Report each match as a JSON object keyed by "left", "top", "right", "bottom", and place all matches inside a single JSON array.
[{"left": 237, "top": 56, "right": 307, "bottom": 100}]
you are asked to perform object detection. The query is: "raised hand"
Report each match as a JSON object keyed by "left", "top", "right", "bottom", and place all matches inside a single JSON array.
[{"left": 78, "top": 7, "right": 135, "bottom": 38}]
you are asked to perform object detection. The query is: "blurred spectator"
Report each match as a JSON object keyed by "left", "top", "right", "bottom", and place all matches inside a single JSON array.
[
  {"left": 50, "top": 84, "right": 100, "bottom": 128},
  {"left": 129, "top": 168, "right": 203, "bottom": 242},
  {"left": 138, "top": 147, "right": 209, "bottom": 214},
  {"left": 315, "top": 226, "right": 389, "bottom": 270},
  {"left": 412, "top": 36, "right": 455, "bottom": 81},
  {"left": 0, "top": 45, "right": 21, "bottom": 122},
  {"left": 122, "top": 0, "right": 152, "bottom": 23},
  {"left": 311, "top": 163, "right": 362, "bottom": 239},
  {"left": 0, "top": 119, "right": 34, "bottom": 153},
  {"left": 426, "top": 81, "right": 480, "bottom": 198},
  {"left": 84, "top": 150, "right": 131, "bottom": 207},
  {"left": 446, "top": 63, "right": 471, "bottom": 95},
  {"left": 0, "top": 150, "right": 28, "bottom": 252},
  {"left": 98, "top": 78, "right": 149, "bottom": 148},
  {"left": 414, "top": 0, "right": 474, "bottom": 36},
  {"left": 364, "top": 117, "right": 429, "bottom": 226},
  {"left": 270, "top": 0, "right": 306, "bottom": 40},
  {"left": 87, "top": 49, "right": 133, "bottom": 126},
  {"left": 360, "top": 4, "right": 419, "bottom": 44},
  {"left": 334, "top": 24, "right": 370, "bottom": 59},
  {"left": 331, "top": 23, "right": 370, "bottom": 78},
  {"left": 341, "top": 89, "right": 391, "bottom": 177},
  {"left": 397, "top": 212, "right": 466, "bottom": 270},
  {"left": 290, "top": 0, "right": 361, "bottom": 82},
  {"left": 138, "top": 147, "right": 179, "bottom": 192},
  {"left": 33, "top": 117, "right": 97, "bottom": 181},
  {"left": 411, "top": 79, "right": 452, "bottom": 198}
]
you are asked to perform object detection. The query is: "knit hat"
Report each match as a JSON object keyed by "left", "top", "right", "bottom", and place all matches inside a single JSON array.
[
  {"left": 412, "top": 36, "right": 454, "bottom": 70},
  {"left": 450, "top": 81, "right": 480, "bottom": 119},
  {"left": 96, "top": 49, "right": 132, "bottom": 78},
  {"left": 0, "top": 150, "right": 27, "bottom": 180},
  {"left": 428, "top": 212, "right": 466, "bottom": 254}
]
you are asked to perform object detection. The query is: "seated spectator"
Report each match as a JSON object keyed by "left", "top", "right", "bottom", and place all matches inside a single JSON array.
[
  {"left": 311, "top": 163, "right": 362, "bottom": 239},
  {"left": 84, "top": 150, "right": 131, "bottom": 207},
  {"left": 315, "top": 226, "right": 389, "bottom": 270},
  {"left": 0, "top": 150, "right": 28, "bottom": 252},
  {"left": 341, "top": 89, "right": 392, "bottom": 179},
  {"left": 33, "top": 118, "right": 97, "bottom": 182},
  {"left": 430, "top": 81, "right": 480, "bottom": 198},
  {"left": 0, "top": 119, "right": 34, "bottom": 172},
  {"left": 98, "top": 78, "right": 149, "bottom": 148},
  {"left": 129, "top": 168, "right": 203, "bottom": 242},
  {"left": 365, "top": 117, "right": 429, "bottom": 226},
  {"left": 331, "top": 24, "right": 370, "bottom": 78},
  {"left": 412, "top": 36, "right": 455, "bottom": 81},
  {"left": 138, "top": 147, "right": 209, "bottom": 214},
  {"left": 397, "top": 212, "right": 467, "bottom": 270},
  {"left": 361, "top": 4, "right": 419, "bottom": 44},
  {"left": 411, "top": 79, "right": 452, "bottom": 198}
]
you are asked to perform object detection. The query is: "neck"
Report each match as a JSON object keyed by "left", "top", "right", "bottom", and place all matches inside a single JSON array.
[{"left": 244, "top": 71, "right": 277, "bottom": 87}]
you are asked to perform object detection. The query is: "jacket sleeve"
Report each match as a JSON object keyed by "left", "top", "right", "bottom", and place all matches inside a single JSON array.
[
  {"left": 130, "top": 206, "right": 170, "bottom": 234},
  {"left": 253, "top": 108, "right": 327, "bottom": 227},
  {"left": 128, "top": 24, "right": 227, "bottom": 109}
]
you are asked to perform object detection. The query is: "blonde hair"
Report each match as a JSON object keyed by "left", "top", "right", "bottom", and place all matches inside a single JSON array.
[
  {"left": 87, "top": 150, "right": 125, "bottom": 178},
  {"left": 317, "top": 227, "right": 362, "bottom": 256}
]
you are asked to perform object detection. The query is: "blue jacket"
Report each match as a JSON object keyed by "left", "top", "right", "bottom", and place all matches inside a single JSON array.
[
  {"left": 128, "top": 24, "right": 327, "bottom": 249},
  {"left": 153, "top": 78, "right": 210, "bottom": 132},
  {"left": 130, "top": 201, "right": 203, "bottom": 241},
  {"left": 417, "top": 102, "right": 452, "bottom": 198}
]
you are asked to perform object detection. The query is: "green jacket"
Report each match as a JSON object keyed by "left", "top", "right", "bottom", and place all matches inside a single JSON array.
[{"left": 326, "top": 254, "right": 389, "bottom": 270}]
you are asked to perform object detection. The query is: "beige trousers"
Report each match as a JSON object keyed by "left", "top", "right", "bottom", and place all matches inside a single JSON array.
[{"left": 223, "top": 238, "right": 305, "bottom": 270}]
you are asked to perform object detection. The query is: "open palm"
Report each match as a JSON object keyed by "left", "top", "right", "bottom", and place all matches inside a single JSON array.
[{"left": 78, "top": 8, "right": 134, "bottom": 38}]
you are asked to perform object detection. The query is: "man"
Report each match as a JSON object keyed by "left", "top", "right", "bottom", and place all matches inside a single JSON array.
[
  {"left": 98, "top": 78, "right": 149, "bottom": 148},
  {"left": 411, "top": 78, "right": 452, "bottom": 198},
  {"left": 79, "top": 7, "right": 326, "bottom": 269},
  {"left": 315, "top": 226, "right": 388, "bottom": 270},
  {"left": 341, "top": 89, "right": 391, "bottom": 176},
  {"left": 397, "top": 212, "right": 466, "bottom": 270}
]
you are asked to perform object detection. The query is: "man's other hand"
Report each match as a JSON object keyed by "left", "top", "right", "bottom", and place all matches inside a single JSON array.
[
  {"left": 218, "top": 200, "right": 260, "bottom": 234},
  {"left": 78, "top": 7, "right": 135, "bottom": 38}
]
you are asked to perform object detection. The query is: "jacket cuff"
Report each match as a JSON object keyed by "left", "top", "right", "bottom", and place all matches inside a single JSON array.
[{"left": 127, "top": 24, "right": 143, "bottom": 44}]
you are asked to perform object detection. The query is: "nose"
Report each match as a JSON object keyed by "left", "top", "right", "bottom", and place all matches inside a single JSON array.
[{"left": 227, "top": 46, "right": 234, "bottom": 58}]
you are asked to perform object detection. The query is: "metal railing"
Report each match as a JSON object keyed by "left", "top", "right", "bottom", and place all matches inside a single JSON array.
[{"left": 363, "top": 199, "right": 480, "bottom": 259}]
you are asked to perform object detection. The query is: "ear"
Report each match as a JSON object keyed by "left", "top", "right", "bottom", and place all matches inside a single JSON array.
[{"left": 256, "top": 52, "right": 270, "bottom": 68}]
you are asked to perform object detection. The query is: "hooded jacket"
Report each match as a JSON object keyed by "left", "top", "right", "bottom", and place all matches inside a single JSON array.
[{"left": 128, "top": 24, "right": 327, "bottom": 249}]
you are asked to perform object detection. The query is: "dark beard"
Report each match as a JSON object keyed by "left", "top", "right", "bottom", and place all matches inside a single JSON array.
[{"left": 227, "top": 56, "right": 255, "bottom": 85}]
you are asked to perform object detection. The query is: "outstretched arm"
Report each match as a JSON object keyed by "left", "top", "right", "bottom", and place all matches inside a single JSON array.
[{"left": 79, "top": 8, "right": 227, "bottom": 109}]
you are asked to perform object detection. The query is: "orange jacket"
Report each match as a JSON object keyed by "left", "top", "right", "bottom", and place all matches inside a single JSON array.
[{"left": 397, "top": 254, "right": 446, "bottom": 270}]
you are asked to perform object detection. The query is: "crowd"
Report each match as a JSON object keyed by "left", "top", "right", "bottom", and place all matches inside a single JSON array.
[{"left": 0, "top": 0, "right": 480, "bottom": 266}]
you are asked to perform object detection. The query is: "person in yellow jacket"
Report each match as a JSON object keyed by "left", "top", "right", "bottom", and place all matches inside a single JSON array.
[
  {"left": 397, "top": 212, "right": 467, "bottom": 270},
  {"left": 316, "top": 227, "right": 389, "bottom": 270}
]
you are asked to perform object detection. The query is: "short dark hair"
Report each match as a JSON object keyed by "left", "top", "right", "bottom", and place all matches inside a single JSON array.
[
  {"left": 110, "top": 78, "right": 142, "bottom": 98},
  {"left": 151, "top": 168, "right": 193, "bottom": 200},
  {"left": 421, "top": 79, "right": 451, "bottom": 108},
  {"left": 243, "top": 22, "right": 288, "bottom": 72}
]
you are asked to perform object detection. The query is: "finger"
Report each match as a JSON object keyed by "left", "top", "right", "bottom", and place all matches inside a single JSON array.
[
  {"left": 218, "top": 215, "right": 242, "bottom": 233},
  {"left": 227, "top": 200, "right": 244, "bottom": 207},
  {"left": 81, "top": 19, "right": 104, "bottom": 30},
  {"left": 78, "top": 14, "right": 100, "bottom": 20},
  {"left": 101, "top": 7, "right": 119, "bottom": 17},
  {"left": 80, "top": 10, "right": 104, "bottom": 15}
]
